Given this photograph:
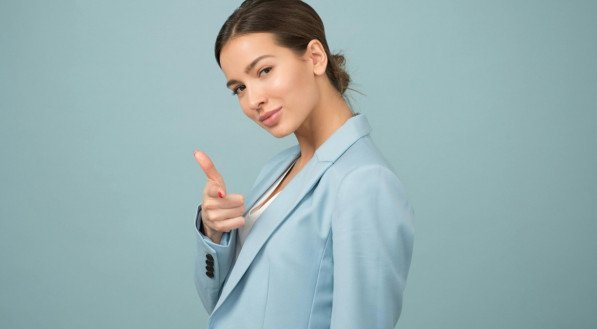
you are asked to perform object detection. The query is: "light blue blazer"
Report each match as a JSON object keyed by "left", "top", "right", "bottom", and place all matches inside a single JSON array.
[{"left": 194, "top": 114, "right": 414, "bottom": 329}]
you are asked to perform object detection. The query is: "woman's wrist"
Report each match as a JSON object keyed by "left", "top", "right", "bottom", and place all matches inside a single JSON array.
[{"left": 202, "top": 223, "right": 222, "bottom": 244}]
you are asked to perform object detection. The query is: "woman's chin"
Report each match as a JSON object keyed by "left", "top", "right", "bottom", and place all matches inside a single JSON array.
[{"left": 264, "top": 125, "right": 293, "bottom": 138}]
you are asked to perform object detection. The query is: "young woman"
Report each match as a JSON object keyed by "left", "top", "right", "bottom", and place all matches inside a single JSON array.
[{"left": 193, "top": 1, "right": 414, "bottom": 328}]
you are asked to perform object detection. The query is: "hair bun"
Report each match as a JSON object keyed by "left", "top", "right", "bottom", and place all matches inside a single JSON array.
[{"left": 330, "top": 53, "right": 351, "bottom": 95}]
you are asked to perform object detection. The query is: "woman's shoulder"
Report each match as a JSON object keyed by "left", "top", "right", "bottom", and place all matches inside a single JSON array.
[
  {"left": 333, "top": 136, "right": 395, "bottom": 173},
  {"left": 323, "top": 135, "right": 404, "bottom": 188}
]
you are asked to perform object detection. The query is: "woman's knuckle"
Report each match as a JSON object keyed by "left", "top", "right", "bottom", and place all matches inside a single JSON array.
[
  {"left": 203, "top": 200, "right": 216, "bottom": 210},
  {"left": 213, "top": 222, "right": 224, "bottom": 232}
]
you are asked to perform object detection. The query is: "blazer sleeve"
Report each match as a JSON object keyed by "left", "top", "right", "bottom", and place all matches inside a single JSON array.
[
  {"left": 193, "top": 204, "right": 237, "bottom": 314},
  {"left": 330, "top": 165, "right": 415, "bottom": 329}
]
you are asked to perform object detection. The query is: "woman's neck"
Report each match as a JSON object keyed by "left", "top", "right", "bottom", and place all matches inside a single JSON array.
[{"left": 293, "top": 89, "right": 354, "bottom": 168}]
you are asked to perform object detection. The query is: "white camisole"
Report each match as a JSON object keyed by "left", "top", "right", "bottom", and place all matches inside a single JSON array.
[{"left": 236, "top": 157, "right": 298, "bottom": 257}]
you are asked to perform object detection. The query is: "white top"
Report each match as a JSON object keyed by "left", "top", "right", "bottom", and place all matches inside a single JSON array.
[{"left": 236, "top": 158, "right": 298, "bottom": 257}]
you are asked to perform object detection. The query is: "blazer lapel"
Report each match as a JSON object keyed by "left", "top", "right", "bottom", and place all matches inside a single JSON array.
[
  {"left": 242, "top": 145, "right": 301, "bottom": 222},
  {"left": 212, "top": 114, "right": 372, "bottom": 313}
]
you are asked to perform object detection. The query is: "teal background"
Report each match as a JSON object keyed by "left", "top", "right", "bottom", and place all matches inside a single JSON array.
[{"left": 1, "top": 0, "right": 596, "bottom": 328}]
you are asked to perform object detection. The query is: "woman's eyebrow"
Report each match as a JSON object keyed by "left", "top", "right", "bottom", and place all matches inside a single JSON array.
[
  {"left": 226, "top": 79, "right": 240, "bottom": 88},
  {"left": 244, "top": 55, "right": 274, "bottom": 73},
  {"left": 226, "top": 55, "right": 274, "bottom": 88}
]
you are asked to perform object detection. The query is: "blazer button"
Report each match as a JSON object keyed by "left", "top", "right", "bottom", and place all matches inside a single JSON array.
[{"left": 205, "top": 254, "right": 215, "bottom": 278}]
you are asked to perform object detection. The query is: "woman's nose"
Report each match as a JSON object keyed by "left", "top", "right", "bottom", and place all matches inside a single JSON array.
[{"left": 247, "top": 85, "right": 266, "bottom": 111}]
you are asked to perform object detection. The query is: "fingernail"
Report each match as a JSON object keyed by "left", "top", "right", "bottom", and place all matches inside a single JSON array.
[{"left": 218, "top": 191, "right": 224, "bottom": 198}]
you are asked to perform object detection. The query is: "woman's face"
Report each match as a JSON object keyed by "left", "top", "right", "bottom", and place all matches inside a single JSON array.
[{"left": 219, "top": 33, "right": 320, "bottom": 138}]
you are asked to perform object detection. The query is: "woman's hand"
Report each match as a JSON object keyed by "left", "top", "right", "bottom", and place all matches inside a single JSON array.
[{"left": 194, "top": 150, "right": 245, "bottom": 244}]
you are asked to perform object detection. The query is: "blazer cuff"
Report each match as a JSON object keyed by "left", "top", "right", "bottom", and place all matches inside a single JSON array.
[{"left": 194, "top": 204, "right": 236, "bottom": 283}]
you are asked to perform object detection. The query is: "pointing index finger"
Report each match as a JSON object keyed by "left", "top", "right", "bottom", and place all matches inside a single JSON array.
[{"left": 194, "top": 150, "right": 226, "bottom": 194}]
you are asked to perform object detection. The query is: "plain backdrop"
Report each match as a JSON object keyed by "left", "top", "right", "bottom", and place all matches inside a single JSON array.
[{"left": 1, "top": 1, "right": 596, "bottom": 328}]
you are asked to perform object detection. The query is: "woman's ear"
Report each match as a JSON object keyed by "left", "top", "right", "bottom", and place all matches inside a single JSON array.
[{"left": 305, "top": 39, "right": 328, "bottom": 76}]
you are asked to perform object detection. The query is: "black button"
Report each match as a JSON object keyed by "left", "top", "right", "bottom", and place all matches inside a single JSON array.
[
  {"left": 206, "top": 265, "right": 214, "bottom": 272},
  {"left": 206, "top": 259, "right": 214, "bottom": 266},
  {"left": 206, "top": 254, "right": 214, "bottom": 261},
  {"left": 206, "top": 271, "right": 214, "bottom": 278}
]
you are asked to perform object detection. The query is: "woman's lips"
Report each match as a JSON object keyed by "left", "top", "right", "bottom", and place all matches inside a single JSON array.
[{"left": 259, "top": 107, "right": 282, "bottom": 127}]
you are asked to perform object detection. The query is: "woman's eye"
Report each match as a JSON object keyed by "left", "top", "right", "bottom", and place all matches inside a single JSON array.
[
  {"left": 258, "top": 67, "right": 272, "bottom": 77},
  {"left": 232, "top": 85, "right": 246, "bottom": 95}
]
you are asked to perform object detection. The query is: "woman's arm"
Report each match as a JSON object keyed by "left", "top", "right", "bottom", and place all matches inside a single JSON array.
[
  {"left": 330, "top": 165, "right": 415, "bottom": 329},
  {"left": 192, "top": 150, "right": 244, "bottom": 313},
  {"left": 194, "top": 204, "right": 237, "bottom": 314}
]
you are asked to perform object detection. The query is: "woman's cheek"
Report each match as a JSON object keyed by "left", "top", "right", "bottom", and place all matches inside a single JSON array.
[{"left": 269, "top": 75, "right": 288, "bottom": 95}]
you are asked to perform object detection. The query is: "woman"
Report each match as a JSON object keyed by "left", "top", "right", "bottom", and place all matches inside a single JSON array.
[{"left": 193, "top": 1, "right": 414, "bottom": 328}]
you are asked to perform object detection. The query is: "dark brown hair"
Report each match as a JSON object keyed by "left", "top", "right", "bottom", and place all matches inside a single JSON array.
[{"left": 215, "top": 0, "right": 351, "bottom": 95}]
